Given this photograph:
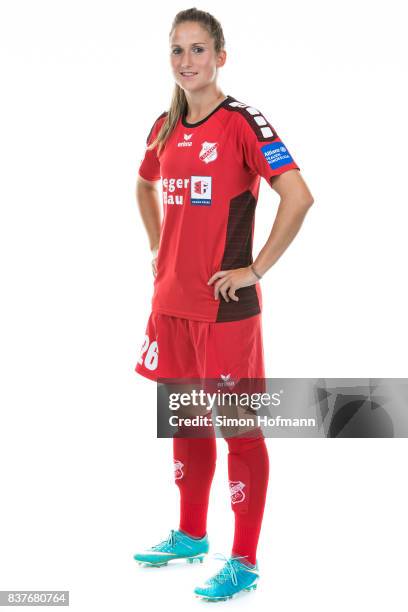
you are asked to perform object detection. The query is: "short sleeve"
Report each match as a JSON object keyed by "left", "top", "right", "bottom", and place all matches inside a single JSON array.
[
  {"left": 138, "top": 112, "right": 167, "bottom": 182},
  {"left": 238, "top": 109, "right": 300, "bottom": 183}
]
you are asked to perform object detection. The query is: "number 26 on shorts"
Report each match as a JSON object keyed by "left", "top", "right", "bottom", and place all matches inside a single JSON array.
[{"left": 138, "top": 335, "right": 159, "bottom": 371}]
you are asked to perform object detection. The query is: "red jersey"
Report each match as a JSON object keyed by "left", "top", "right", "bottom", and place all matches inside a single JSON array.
[{"left": 138, "top": 94, "right": 300, "bottom": 323}]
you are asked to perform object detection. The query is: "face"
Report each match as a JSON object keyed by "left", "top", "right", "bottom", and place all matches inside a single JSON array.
[{"left": 169, "top": 21, "right": 226, "bottom": 93}]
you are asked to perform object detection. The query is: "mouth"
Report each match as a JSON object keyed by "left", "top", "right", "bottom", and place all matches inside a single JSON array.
[{"left": 180, "top": 72, "right": 198, "bottom": 78}]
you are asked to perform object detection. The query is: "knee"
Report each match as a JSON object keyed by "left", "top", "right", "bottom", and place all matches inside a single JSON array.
[{"left": 173, "top": 436, "right": 217, "bottom": 485}]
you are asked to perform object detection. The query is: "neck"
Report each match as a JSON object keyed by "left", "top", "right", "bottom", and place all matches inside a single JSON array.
[{"left": 184, "top": 88, "right": 227, "bottom": 122}]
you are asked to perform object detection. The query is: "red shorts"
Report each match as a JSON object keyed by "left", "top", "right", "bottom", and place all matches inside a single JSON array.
[{"left": 135, "top": 311, "right": 265, "bottom": 383}]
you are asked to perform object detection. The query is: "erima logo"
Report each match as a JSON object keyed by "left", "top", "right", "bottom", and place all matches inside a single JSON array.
[
  {"left": 177, "top": 133, "right": 193, "bottom": 147},
  {"left": 199, "top": 141, "right": 218, "bottom": 163},
  {"left": 218, "top": 373, "right": 236, "bottom": 388},
  {"left": 229, "top": 480, "right": 246, "bottom": 504}
]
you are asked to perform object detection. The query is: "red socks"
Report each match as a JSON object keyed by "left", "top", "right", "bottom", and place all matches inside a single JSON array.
[
  {"left": 172, "top": 427, "right": 269, "bottom": 564},
  {"left": 226, "top": 430, "right": 269, "bottom": 565},
  {"left": 173, "top": 427, "right": 217, "bottom": 538}
]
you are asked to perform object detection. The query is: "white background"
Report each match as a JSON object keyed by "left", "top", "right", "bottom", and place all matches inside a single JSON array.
[{"left": 0, "top": 0, "right": 407, "bottom": 610}]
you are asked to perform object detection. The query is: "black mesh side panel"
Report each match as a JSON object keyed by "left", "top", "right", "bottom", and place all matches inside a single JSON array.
[{"left": 216, "top": 190, "right": 260, "bottom": 322}]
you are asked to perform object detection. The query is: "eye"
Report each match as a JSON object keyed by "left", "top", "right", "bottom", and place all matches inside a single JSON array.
[{"left": 171, "top": 47, "right": 204, "bottom": 55}]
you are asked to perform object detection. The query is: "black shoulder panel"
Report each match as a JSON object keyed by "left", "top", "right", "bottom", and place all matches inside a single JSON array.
[{"left": 222, "top": 96, "right": 277, "bottom": 143}]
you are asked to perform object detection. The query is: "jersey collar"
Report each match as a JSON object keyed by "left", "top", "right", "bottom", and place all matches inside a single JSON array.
[{"left": 181, "top": 95, "right": 234, "bottom": 128}]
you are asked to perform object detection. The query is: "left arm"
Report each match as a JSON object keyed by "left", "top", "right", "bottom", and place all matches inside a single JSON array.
[{"left": 208, "top": 169, "right": 314, "bottom": 302}]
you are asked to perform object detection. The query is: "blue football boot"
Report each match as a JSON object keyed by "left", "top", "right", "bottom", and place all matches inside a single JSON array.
[
  {"left": 133, "top": 529, "right": 209, "bottom": 567},
  {"left": 194, "top": 554, "right": 259, "bottom": 601}
]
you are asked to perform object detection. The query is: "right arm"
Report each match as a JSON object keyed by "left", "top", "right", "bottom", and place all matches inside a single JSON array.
[{"left": 136, "top": 173, "right": 162, "bottom": 276}]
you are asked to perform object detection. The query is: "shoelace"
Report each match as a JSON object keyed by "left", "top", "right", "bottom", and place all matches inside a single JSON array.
[
  {"left": 151, "top": 529, "right": 176, "bottom": 551},
  {"left": 211, "top": 553, "right": 250, "bottom": 586}
]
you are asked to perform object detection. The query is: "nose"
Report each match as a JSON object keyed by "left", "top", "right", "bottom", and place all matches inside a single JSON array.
[{"left": 179, "top": 50, "right": 194, "bottom": 69}]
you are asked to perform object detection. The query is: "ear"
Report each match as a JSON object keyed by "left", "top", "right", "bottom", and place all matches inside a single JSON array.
[{"left": 216, "top": 49, "right": 227, "bottom": 68}]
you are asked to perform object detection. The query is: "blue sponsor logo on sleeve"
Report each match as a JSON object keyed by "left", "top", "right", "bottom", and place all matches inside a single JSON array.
[{"left": 261, "top": 142, "right": 293, "bottom": 169}]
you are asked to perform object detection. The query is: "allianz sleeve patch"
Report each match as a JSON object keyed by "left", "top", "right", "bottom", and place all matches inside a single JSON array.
[{"left": 261, "top": 141, "right": 293, "bottom": 169}]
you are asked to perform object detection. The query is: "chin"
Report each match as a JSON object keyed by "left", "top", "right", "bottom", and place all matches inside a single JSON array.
[
  {"left": 175, "top": 78, "right": 204, "bottom": 92},
  {"left": 181, "top": 83, "right": 209, "bottom": 95}
]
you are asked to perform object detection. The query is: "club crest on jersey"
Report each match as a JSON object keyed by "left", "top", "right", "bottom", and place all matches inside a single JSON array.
[
  {"left": 174, "top": 459, "right": 184, "bottom": 480},
  {"left": 191, "top": 176, "right": 212, "bottom": 206},
  {"left": 199, "top": 141, "right": 218, "bottom": 164},
  {"left": 229, "top": 480, "right": 246, "bottom": 504}
]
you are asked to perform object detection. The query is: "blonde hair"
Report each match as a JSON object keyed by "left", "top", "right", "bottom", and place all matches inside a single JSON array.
[{"left": 148, "top": 7, "right": 225, "bottom": 155}]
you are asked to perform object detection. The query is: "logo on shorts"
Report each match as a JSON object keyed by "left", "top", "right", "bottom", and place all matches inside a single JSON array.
[
  {"left": 199, "top": 141, "right": 218, "bottom": 164},
  {"left": 174, "top": 459, "right": 184, "bottom": 480},
  {"left": 229, "top": 480, "right": 246, "bottom": 504},
  {"left": 218, "top": 373, "right": 237, "bottom": 388}
]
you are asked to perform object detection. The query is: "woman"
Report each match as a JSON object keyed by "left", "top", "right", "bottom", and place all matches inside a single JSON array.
[{"left": 133, "top": 7, "right": 314, "bottom": 602}]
